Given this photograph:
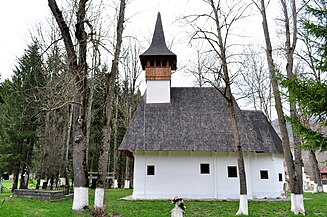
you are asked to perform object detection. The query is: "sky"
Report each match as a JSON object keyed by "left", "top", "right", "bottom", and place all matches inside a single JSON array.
[
  {"left": 0, "top": 0, "right": 193, "bottom": 81},
  {"left": 0, "top": 0, "right": 279, "bottom": 80},
  {"left": 0, "top": 0, "right": 282, "bottom": 118},
  {"left": 0, "top": 0, "right": 48, "bottom": 80}
]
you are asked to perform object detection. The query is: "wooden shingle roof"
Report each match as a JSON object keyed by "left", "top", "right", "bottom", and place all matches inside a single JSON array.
[{"left": 119, "top": 87, "right": 283, "bottom": 154}]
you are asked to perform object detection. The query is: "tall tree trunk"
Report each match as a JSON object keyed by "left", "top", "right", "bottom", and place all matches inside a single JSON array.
[
  {"left": 258, "top": 0, "right": 304, "bottom": 214},
  {"left": 281, "top": 0, "right": 305, "bottom": 214},
  {"left": 206, "top": 0, "right": 248, "bottom": 214},
  {"left": 12, "top": 169, "right": 19, "bottom": 192},
  {"left": 260, "top": 0, "right": 294, "bottom": 187},
  {"left": 63, "top": 104, "right": 73, "bottom": 193},
  {"left": 40, "top": 110, "right": 50, "bottom": 188},
  {"left": 48, "top": 0, "right": 89, "bottom": 210},
  {"left": 85, "top": 46, "right": 97, "bottom": 170},
  {"left": 94, "top": 0, "right": 126, "bottom": 208},
  {"left": 113, "top": 96, "right": 119, "bottom": 188},
  {"left": 309, "top": 150, "right": 323, "bottom": 192},
  {"left": 124, "top": 156, "right": 131, "bottom": 189}
]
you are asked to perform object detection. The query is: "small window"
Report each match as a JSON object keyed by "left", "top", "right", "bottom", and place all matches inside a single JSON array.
[
  {"left": 200, "top": 163, "right": 210, "bottom": 174},
  {"left": 147, "top": 165, "right": 155, "bottom": 175},
  {"left": 228, "top": 166, "right": 237, "bottom": 178},
  {"left": 278, "top": 173, "right": 283, "bottom": 182},
  {"left": 260, "top": 170, "right": 269, "bottom": 179},
  {"left": 155, "top": 60, "right": 161, "bottom": 67}
]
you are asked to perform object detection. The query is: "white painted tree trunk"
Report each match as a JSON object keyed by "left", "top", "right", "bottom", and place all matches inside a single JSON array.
[
  {"left": 236, "top": 194, "right": 248, "bottom": 216},
  {"left": 124, "top": 180, "right": 130, "bottom": 189},
  {"left": 291, "top": 194, "right": 306, "bottom": 215},
  {"left": 94, "top": 188, "right": 105, "bottom": 208},
  {"left": 72, "top": 187, "right": 89, "bottom": 210},
  {"left": 113, "top": 179, "right": 118, "bottom": 189},
  {"left": 171, "top": 205, "right": 184, "bottom": 217}
]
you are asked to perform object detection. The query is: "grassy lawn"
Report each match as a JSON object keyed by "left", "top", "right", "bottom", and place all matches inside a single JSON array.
[
  {"left": 106, "top": 190, "right": 327, "bottom": 217},
  {"left": 1, "top": 180, "right": 327, "bottom": 216}
]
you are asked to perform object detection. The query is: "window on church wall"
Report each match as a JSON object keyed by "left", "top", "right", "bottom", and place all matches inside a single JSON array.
[
  {"left": 227, "top": 166, "right": 237, "bottom": 178},
  {"left": 260, "top": 170, "right": 269, "bottom": 179},
  {"left": 278, "top": 173, "right": 283, "bottom": 182},
  {"left": 147, "top": 165, "right": 155, "bottom": 175},
  {"left": 200, "top": 163, "right": 210, "bottom": 174}
]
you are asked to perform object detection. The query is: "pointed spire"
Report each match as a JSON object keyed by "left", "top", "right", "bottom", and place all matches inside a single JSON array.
[
  {"left": 148, "top": 12, "right": 168, "bottom": 51},
  {"left": 140, "top": 12, "right": 177, "bottom": 70}
]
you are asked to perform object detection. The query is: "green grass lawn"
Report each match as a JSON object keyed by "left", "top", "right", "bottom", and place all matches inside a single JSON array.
[
  {"left": 105, "top": 190, "right": 327, "bottom": 217},
  {"left": 1, "top": 180, "right": 327, "bottom": 216}
]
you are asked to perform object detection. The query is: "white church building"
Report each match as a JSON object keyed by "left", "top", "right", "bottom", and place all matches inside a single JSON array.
[{"left": 119, "top": 13, "right": 285, "bottom": 200}]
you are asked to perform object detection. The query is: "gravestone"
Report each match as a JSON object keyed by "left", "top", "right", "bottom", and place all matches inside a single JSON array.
[
  {"left": 40, "top": 179, "right": 46, "bottom": 189},
  {"left": 2, "top": 172, "right": 9, "bottom": 180},
  {"left": 113, "top": 179, "right": 118, "bottom": 189},
  {"left": 1, "top": 172, "right": 9, "bottom": 192},
  {"left": 59, "top": 177, "right": 66, "bottom": 186}
]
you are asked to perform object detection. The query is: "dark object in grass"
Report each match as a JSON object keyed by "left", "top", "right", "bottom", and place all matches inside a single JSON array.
[
  {"left": 13, "top": 189, "right": 65, "bottom": 201},
  {"left": 2, "top": 172, "right": 9, "bottom": 180},
  {"left": 85, "top": 205, "right": 113, "bottom": 217}
]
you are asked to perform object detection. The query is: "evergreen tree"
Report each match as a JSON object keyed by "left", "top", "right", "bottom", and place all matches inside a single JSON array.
[
  {"left": 281, "top": 0, "right": 327, "bottom": 151},
  {"left": 302, "top": 0, "right": 327, "bottom": 72},
  {"left": 0, "top": 40, "right": 46, "bottom": 189}
]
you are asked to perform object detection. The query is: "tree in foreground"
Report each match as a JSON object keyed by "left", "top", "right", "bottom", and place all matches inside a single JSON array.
[
  {"left": 95, "top": 0, "right": 126, "bottom": 208},
  {"left": 48, "top": 0, "right": 89, "bottom": 210},
  {"left": 184, "top": 0, "right": 250, "bottom": 214},
  {"left": 254, "top": 0, "right": 306, "bottom": 214},
  {"left": 279, "top": 0, "right": 306, "bottom": 213},
  {"left": 0, "top": 40, "right": 46, "bottom": 191},
  {"left": 281, "top": 0, "right": 327, "bottom": 189}
]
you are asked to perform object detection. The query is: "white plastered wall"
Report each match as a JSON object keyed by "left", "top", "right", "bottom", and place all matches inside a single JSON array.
[
  {"left": 146, "top": 80, "right": 170, "bottom": 104},
  {"left": 132, "top": 150, "right": 285, "bottom": 200},
  {"left": 248, "top": 153, "right": 285, "bottom": 198}
]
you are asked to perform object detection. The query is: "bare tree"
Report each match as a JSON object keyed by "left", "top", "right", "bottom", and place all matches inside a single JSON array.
[
  {"left": 95, "top": 0, "right": 126, "bottom": 208},
  {"left": 40, "top": 33, "right": 75, "bottom": 191},
  {"left": 48, "top": 0, "right": 90, "bottom": 210},
  {"left": 112, "top": 95, "right": 119, "bottom": 188},
  {"left": 186, "top": 42, "right": 222, "bottom": 87},
  {"left": 254, "top": 0, "right": 305, "bottom": 214},
  {"left": 280, "top": 0, "right": 305, "bottom": 213},
  {"left": 236, "top": 46, "right": 272, "bottom": 121},
  {"left": 120, "top": 40, "right": 143, "bottom": 188},
  {"left": 184, "top": 0, "right": 251, "bottom": 215}
]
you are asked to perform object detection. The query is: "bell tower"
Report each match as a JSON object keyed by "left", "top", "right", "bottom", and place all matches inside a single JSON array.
[{"left": 139, "top": 12, "right": 177, "bottom": 104}]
